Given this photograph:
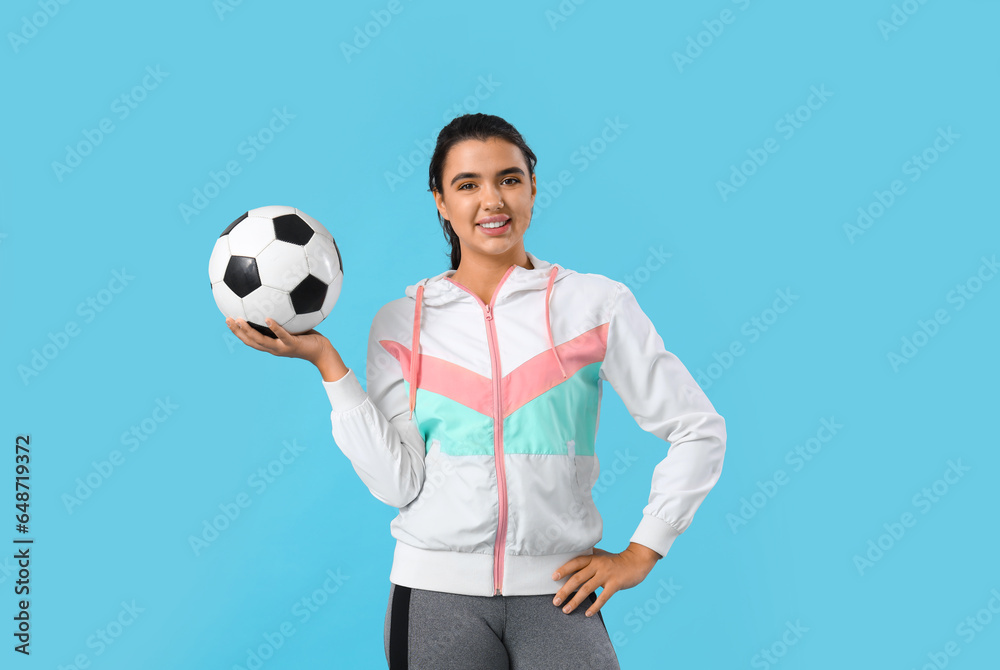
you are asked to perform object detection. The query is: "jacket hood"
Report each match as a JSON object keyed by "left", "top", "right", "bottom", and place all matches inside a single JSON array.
[
  {"left": 403, "top": 251, "right": 576, "bottom": 419},
  {"left": 404, "top": 251, "right": 573, "bottom": 306}
]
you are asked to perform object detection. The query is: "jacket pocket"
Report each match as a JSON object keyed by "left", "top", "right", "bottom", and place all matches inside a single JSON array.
[
  {"left": 425, "top": 438, "right": 441, "bottom": 463},
  {"left": 567, "top": 439, "right": 597, "bottom": 500}
]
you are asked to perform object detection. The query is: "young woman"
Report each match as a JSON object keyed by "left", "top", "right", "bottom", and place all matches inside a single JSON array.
[{"left": 226, "top": 113, "right": 727, "bottom": 669}]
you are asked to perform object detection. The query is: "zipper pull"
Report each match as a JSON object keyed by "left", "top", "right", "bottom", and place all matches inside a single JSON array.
[{"left": 485, "top": 304, "right": 493, "bottom": 321}]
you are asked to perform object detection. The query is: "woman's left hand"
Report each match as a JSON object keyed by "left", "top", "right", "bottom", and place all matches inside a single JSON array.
[{"left": 550, "top": 542, "right": 662, "bottom": 617}]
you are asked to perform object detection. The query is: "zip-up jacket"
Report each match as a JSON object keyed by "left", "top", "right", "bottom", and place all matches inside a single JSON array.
[{"left": 322, "top": 251, "right": 726, "bottom": 597}]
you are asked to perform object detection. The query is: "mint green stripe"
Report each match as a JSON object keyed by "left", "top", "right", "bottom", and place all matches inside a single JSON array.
[
  {"left": 405, "top": 361, "right": 602, "bottom": 457},
  {"left": 404, "top": 383, "right": 493, "bottom": 456},
  {"left": 502, "top": 361, "right": 602, "bottom": 456}
]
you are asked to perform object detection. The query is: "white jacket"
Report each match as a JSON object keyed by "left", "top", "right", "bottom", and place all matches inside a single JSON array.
[{"left": 322, "top": 251, "right": 726, "bottom": 596}]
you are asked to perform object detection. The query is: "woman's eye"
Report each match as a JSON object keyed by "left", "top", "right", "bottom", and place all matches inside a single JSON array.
[{"left": 458, "top": 177, "right": 519, "bottom": 190}]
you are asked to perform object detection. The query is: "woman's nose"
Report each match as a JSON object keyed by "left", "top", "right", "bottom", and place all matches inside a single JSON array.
[{"left": 482, "top": 186, "right": 502, "bottom": 208}]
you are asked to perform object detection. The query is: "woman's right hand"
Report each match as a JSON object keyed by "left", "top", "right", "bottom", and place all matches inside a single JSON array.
[{"left": 226, "top": 317, "right": 348, "bottom": 380}]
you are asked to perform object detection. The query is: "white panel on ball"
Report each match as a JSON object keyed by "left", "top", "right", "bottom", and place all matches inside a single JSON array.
[
  {"left": 250, "top": 205, "right": 296, "bottom": 219},
  {"left": 257, "top": 240, "right": 310, "bottom": 291},
  {"left": 320, "top": 272, "right": 343, "bottom": 318},
  {"left": 227, "top": 216, "right": 277, "bottom": 257},
  {"left": 243, "top": 286, "right": 296, "bottom": 327},
  {"left": 212, "top": 282, "right": 246, "bottom": 320},
  {"left": 208, "top": 237, "right": 230, "bottom": 284},
  {"left": 282, "top": 310, "right": 323, "bottom": 334},
  {"left": 304, "top": 234, "right": 340, "bottom": 285}
]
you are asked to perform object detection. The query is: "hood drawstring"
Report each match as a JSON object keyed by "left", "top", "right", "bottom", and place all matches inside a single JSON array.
[
  {"left": 409, "top": 284, "right": 424, "bottom": 420},
  {"left": 545, "top": 265, "right": 567, "bottom": 380},
  {"left": 408, "top": 264, "right": 564, "bottom": 420}
]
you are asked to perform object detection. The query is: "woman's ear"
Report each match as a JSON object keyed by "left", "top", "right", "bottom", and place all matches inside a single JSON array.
[{"left": 433, "top": 189, "right": 448, "bottom": 219}]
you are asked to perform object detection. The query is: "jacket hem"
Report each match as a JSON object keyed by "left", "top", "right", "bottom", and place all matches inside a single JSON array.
[
  {"left": 388, "top": 540, "right": 594, "bottom": 597},
  {"left": 630, "top": 513, "right": 681, "bottom": 559}
]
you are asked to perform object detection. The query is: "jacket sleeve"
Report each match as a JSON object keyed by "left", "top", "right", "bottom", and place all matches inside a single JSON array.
[
  {"left": 598, "top": 282, "right": 727, "bottom": 560},
  {"left": 321, "top": 309, "right": 427, "bottom": 508}
]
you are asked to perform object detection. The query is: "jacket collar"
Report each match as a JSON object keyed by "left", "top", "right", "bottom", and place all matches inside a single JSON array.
[{"left": 404, "top": 251, "right": 572, "bottom": 306}]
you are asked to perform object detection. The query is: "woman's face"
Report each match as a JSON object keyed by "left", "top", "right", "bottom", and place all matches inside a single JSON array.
[{"left": 433, "top": 137, "right": 536, "bottom": 268}]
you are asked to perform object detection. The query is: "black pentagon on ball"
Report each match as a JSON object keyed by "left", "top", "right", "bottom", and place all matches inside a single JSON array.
[
  {"left": 290, "top": 275, "right": 328, "bottom": 314},
  {"left": 247, "top": 320, "right": 277, "bottom": 339},
  {"left": 273, "top": 214, "right": 315, "bottom": 246},
  {"left": 224, "top": 256, "right": 261, "bottom": 298},
  {"left": 220, "top": 212, "right": 248, "bottom": 238}
]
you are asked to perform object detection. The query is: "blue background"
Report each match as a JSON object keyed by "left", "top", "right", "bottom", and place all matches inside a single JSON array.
[{"left": 2, "top": 0, "right": 998, "bottom": 668}]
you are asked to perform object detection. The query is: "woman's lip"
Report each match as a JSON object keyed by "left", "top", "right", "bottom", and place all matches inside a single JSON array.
[
  {"left": 477, "top": 215, "right": 510, "bottom": 224},
  {"left": 477, "top": 219, "right": 511, "bottom": 234}
]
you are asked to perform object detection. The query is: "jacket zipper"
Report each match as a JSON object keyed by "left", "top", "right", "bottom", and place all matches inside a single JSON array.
[
  {"left": 484, "top": 301, "right": 506, "bottom": 596},
  {"left": 445, "top": 268, "right": 516, "bottom": 596}
]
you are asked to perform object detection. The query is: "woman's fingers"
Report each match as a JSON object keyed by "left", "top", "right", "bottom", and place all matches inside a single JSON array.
[
  {"left": 226, "top": 316, "right": 313, "bottom": 360},
  {"left": 268, "top": 318, "right": 295, "bottom": 344},
  {"left": 229, "top": 317, "right": 276, "bottom": 353}
]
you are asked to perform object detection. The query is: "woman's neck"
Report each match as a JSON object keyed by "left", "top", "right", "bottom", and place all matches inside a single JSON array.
[{"left": 450, "top": 251, "right": 534, "bottom": 304}]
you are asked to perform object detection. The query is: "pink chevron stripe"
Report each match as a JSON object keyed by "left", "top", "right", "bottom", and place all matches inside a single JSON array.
[
  {"left": 379, "top": 322, "right": 608, "bottom": 418},
  {"left": 380, "top": 340, "right": 493, "bottom": 415},
  {"left": 502, "top": 322, "right": 609, "bottom": 416}
]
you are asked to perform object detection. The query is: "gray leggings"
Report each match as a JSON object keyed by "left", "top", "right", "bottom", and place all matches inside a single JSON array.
[{"left": 383, "top": 582, "right": 621, "bottom": 669}]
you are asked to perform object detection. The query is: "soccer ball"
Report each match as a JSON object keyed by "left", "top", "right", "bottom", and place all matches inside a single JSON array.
[{"left": 209, "top": 206, "right": 343, "bottom": 338}]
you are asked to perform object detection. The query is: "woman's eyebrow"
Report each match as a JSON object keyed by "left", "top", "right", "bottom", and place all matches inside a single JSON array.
[{"left": 449, "top": 166, "right": 526, "bottom": 186}]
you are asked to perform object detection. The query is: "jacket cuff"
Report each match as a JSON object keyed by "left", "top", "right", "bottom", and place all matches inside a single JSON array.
[
  {"left": 321, "top": 368, "right": 368, "bottom": 413},
  {"left": 630, "top": 514, "right": 682, "bottom": 560}
]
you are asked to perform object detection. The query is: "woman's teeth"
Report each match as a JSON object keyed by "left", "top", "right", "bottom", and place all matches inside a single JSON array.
[{"left": 480, "top": 220, "right": 508, "bottom": 229}]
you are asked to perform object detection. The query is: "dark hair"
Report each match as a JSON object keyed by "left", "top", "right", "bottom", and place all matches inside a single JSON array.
[{"left": 427, "top": 113, "right": 538, "bottom": 271}]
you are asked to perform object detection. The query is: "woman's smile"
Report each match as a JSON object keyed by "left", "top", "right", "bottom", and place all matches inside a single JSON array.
[{"left": 477, "top": 219, "right": 511, "bottom": 235}]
